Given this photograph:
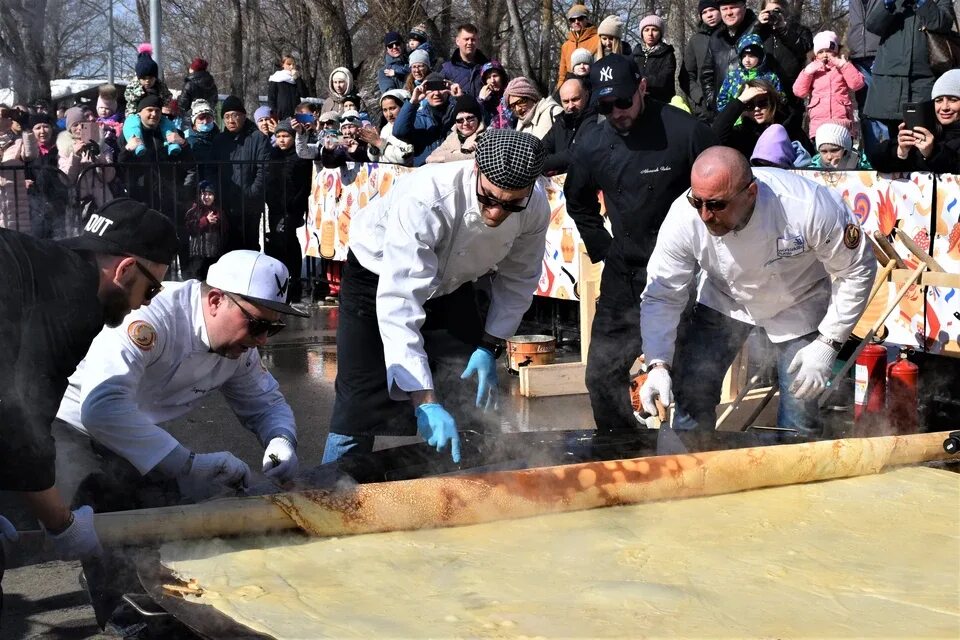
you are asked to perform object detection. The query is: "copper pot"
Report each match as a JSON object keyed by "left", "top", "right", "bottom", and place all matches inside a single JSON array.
[{"left": 506, "top": 335, "right": 556, "bottom": 373}]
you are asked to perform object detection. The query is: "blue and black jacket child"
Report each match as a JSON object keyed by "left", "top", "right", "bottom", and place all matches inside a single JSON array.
[
  {"left": 717, "top": 33, "right": 782, "bottom": 112},
  {"left": 378, "top": 31, "right": 410, "bottom": 92}
]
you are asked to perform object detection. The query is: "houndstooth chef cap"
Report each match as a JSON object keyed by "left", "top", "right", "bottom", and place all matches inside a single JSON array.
[{"left": 474, "top": 129, "right": 545, "bottom": 190}]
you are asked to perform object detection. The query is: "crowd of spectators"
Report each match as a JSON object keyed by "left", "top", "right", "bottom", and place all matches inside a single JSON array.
[{"left": 1, "top": 0, "right": 959, "bottom": 295}]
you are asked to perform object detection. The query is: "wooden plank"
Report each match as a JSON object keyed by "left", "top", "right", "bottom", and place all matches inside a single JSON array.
[
  {"left": 890, "top": 269, "right": 960, "bottom": 288},
  {"left": 578, "top": 242, "right": 600, "bottom": 363},
  {"left": 894, "top": 226, "right": 945, "bottom": 272},
  {"left": 720, "top": 343, "right": 749, "bottom": 404},
  {"left": 519, "top": 361, "right": 587, "bottom": 397}
]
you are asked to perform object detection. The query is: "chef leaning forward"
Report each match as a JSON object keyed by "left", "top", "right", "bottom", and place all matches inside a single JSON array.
[
  {"left": 323, "top": 128, "right": 550, "bottom": 465},
  {"left": 639, "top": 147, "right": 877, "bottom": 435},
  {"left": 53, "top": 249, "right": 308, "bottom": 627}
]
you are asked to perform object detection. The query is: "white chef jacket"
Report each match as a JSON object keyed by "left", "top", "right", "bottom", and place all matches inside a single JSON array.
[
  {"left": 641, "top": 168, "right": 877, "bottom": 366},
  {"left": 56, "top": 280, "right": 297, "bottom": 475},
  {"left": 349, "top": 161, "right": 550, "bottom": 400}
]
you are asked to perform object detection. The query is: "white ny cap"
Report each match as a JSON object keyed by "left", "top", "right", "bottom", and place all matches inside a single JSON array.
[{"left": 206, "top": 250, "right": 308, "bottom": 317}]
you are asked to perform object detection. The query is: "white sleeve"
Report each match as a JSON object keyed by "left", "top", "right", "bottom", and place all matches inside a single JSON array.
[
  {"left": 376, "top": 196, "right": 445, "bottom": 400},
  {"left": 809, "top": 187, "right": 878, "bottom": 342},
  {"left": 485, "top": 191, "right": 549, "bottom": 339},
  {"left": 379, "top": 136, "right": 414, "bottom": 165},
  {"left": 219, "top": 349, "right": 297, "bottom": 447},
  {"left": 641, "top": 202, "right": 700, "bottom": 366},
  {"left": 77, "top": 319, "right": 181, "bottom": 475},
  {"left": 295, "top": 131, "right": 319, "bottom": 159}
]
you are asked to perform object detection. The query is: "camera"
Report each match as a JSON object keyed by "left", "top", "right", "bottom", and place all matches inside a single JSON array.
[{"left": 80, "top": 140, "right": 100, "bottom": 156}]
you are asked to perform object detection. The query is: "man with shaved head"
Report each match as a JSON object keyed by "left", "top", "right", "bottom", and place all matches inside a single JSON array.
[
  {"left": 540, "top": 78, "right": 595, "bottom": 175},
  {"left": 639, "top": 146, "right": 876, "bottom": 434}
]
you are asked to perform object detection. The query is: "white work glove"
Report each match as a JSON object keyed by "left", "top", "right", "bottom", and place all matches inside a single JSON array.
[
  {"left": 1, "top": 515, "right": 19, "bottom": 544},
  {"left": 262, "top": 436, "right": 298, "bottom": 483},
  {"left": 786, "top": 339, "right": 838, "bottom": 400},
  {"left": 640, "top": 366, "right": 673, "bottom": 416},
  {"left": 178, "top": 451, "right": 252, "bottom": 500},
  {"left": 45, "top": 506, "right": 102, "bottom": 560}
]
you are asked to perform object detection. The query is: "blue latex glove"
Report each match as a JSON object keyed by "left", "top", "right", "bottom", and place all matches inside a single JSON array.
[
  {"left": 460, "top": 347, "right": 499, "bottom": 411},
  {"left": 415, "top": 403, "right": 461, "bottom": 463}
]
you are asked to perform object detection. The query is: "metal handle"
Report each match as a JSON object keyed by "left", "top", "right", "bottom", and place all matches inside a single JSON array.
[{"left": 121, "top": 593, "right": 170, "bottom": 618}]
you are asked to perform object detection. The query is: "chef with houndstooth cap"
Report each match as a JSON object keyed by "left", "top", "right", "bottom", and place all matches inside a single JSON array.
[{"left": 324, "top": 129, "right": 550, "bottom": 465}]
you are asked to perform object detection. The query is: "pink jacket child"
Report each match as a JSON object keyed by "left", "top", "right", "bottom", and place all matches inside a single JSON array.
[{"left": 792, "top": 30, "right": 864, "bottom": 139}]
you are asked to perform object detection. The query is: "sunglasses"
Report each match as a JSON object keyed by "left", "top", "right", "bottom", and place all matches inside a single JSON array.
[
  {"left": 596, "top": 97, "right": 634, "bottom": 115},
  {"left": 569, "top": 16, "right": 586, "bottom": 23},
  {"left": 133, "top": 260, "right": 163, "bottom": 301},
  {"left": 225, "top": 292, "right": 286, "bottom": 337},
  {"left": 386, "top": 42, "right": 402, "bottom": 48},
  {"left": 476, "top": 180, "right": 530, "bottom": 213},
  {"left": 744, "top": 99, "right": 771, "bottom": 110},
  {"left": 508, "top": 98, "right": 533, "bottom": 109},
  {"left": 686, "top": 178, "right": 754, "bottom": 213},
  {"left": 455, "top": 115, "right": 478, "bottom": 124}
]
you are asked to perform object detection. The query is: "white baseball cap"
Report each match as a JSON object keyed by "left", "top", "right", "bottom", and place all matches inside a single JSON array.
[{"left": 206, "top": 250, "right": 309, "bottom": 317}]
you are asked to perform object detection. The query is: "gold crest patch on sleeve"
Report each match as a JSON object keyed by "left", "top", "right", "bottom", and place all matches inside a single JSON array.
[
  {"left": 843, "top": 223, "right": 862, "bottom": 249},
  {"left": 127, "top": 320, "right": 157, "bottom": 351}
]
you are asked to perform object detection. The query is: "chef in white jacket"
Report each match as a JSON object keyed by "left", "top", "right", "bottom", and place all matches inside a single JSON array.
[
  {"left": 639, "top": 147, "right": 876, "bottom": 434},
  {"left": 56, "top": 250, "right": 308, "bottom": 501},
  {"left": 323, "top": 129, "right": 549, "bottom": 465}
]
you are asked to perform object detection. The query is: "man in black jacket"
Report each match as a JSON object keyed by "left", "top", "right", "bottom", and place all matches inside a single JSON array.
[
  {"left": 212, "top": 96, "right": 270, "bottom": 252},
  {"left": 752, "top": 0, "right": 813, "bottom": 131},
  {"left": 679, "top": 1, "right": 722, "bottom": 121},
  {"left": 700, "top": 0, "right": 758, "bottom": 116},
  {"left": 564, "top": 55, "right": 718, "bottom": 433},
  {"left": 541, "top": 78, "right": 595, "bottom": 175},
  {"left": 180, "top": 57, "right": 219, "bottom": 113},
  {"left": 266, "top": 120, "right": 311, "bottom": 303}
]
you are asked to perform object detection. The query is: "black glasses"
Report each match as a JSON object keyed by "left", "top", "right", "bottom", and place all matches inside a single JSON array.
[
  {"left": 743, "top": 98, "right": 771, "bottom": 111},
  {"left": 569, "top": 16, "right": 586, "bottom": 23},
  {"left": 386, "top": 42, "right": 402, "bottom": 48},
  {"left": 455, "top": 115, "right": 478, "bottom": 124},
  {"left": 596, "top": 97, "right": 634, "bottom": 115},
  {"left": 224, "top": 292, "right": 286, "bottom": 337},
  {"left": 133, "top": 260, "right": 163, "bottom": 301},
  {"left": 476, "top": 181, "right": 531, "bottom": 213},
  {"left": 686, "top": 178, "right": 754, "bottom": 213}
]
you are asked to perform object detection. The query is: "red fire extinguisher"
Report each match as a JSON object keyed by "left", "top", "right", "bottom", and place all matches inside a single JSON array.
[
  {"left": 887, "top": 348, "right": 919, "bottom": 435},
  {"left": 854, "top": 341, "right": 887, "bottom": 423}
]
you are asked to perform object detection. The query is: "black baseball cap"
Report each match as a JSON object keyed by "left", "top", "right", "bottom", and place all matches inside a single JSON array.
[
  {"left": 590, "top": 54, "right": 641, "bottom": 102},
  {"left": 60, "top": 197, "right": 178, "bottom": 264}
]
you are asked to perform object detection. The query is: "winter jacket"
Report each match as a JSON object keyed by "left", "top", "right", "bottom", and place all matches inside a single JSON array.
[
  {"left": 266, "top": 144, "right": 312, "bottom": 225},
  {"left": 863, "top": 0, "right": 957, "bottom": 121},
  {"left": 0, "top": 131, "right": 36, "bottom": 232},
  {"left": 515, "top": 98, "right": 563, "bottom": 140},
  {"left": 378, "top": 52, "right": 410, "bottom": 93},
  {"left": 118, "top": 122, "right": 195, "bottom": 214},
  {"left": 872, "top": 119, "right": 960, "bottom": 172},
  {"left": 425, "top": 121, "right": 486, "bottom": 163},
  {"left": 540, "top": 108, "right": 599, "bottom": 175},
  {"left": 187, "top": 124, "right": 220, "bottom": 179},
  {"left": 750, "top": 124, "right": 811, "bottom": 167},
  {"left": 717, "top": 35, "right": 782, "bottom": 112},
  {"left": 440, "top": 49, "right": 491, "bottom": 98},
  {"left": 846, "top": 0, "right": 882, "bottom": 59},
  {"left": 701, "top": 10, "right": 759, "bottom": 112},
  {"left": 268, "top": 70, "right": 310, "bottom": 120},
  {"left": 792, "top": 59, "right": 865, "bottom": 137},
  {"left": 211, "top": 119, "right": 270, "bottom": 214},
  {"left": 751, "top": 16, "right": 813, "bottom": 92},
  {"left": 679, "top": 21, "right": 719, "bottom": 120},
  {"left": 558, "top": 26, "right": 601, "bottom": 88},
  {"left": 180, "top": 70, "right": 219, "bottom": 113},
  {"left": 810, "top": 150, "right": 873, "bottom": 170},
  {"left": 391, "top": 98, "right": 458, "bottom": 166},
  {"left": 563, "top": 100, "right": 719, "bottom": 269},
  {"left": 712, "top": 97, "right": 812, "bottom": 159},
  {"left": 185, "top": 203, "right": 226, "bottom": 258},
  {"left": 124, "top": 79, "right": 173, "bottom": 116},
  {"left": 55, "top": 130, "right": 116, "bottom": 210},
  {"left": 367, "top": 121, "right": 414, "bottom": 165},
  {"left": 321, "top": 67, "right": 354, "bottom": 114},
  {"left": 633, "top": 43, "right": 677, "bottom": 103}
]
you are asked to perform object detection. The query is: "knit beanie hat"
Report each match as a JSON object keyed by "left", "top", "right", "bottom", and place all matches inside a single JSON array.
[
  {"left": 340, "top": 110, "right": 361, "bottom": 128},
  {"left": 384, "top": 31, "right": 403, "bottom": 46},
  {"left": 254, "top": 106, "right": 273, "bottom": 122},
  {"left": 750, "top": 124, "right": 794, "bottom": 168},
  {"left": 454, "top": 95, "right": 483, "bottom": 120},
  {"left": 199, "top": 180, "right": 216, "bottom": 194},
  {"left": 135, "top": 43, "right": 159, "bottom": 78},
  {"left": 408, "top": 23, "right": 429, "bottom": 42},
  {"left": 274, "top": 119, "right": 294, "bottom": 136},
  {"left": 29, "top": 112, "right": 53, "bottom": 128},
  {"left": 571, "top": 48, "right": 595, "bottom": 67},
  {"left": 639, "top": 14, "right": 665, "bottom": 35},
  {"left": 97, "top": 84, "right": 118, "bottom": 113},
  {"left": 189, "top": 57, "right": 208, "bottom": 72},
  {"left": 932, "top": 69, "right": 960, "bottom": 100},
  {"left": 505, "top": 76, "right": 541, "bottom": 102},
  {"left": 815, "top": 122, "right": 853, "bottom": 151},
  {"left": 221, "top": 95, "right": 246, "bottom": 115},
  {"left": 408, "top": 49, "right": 431, "bottom": 67},
  {"left": 698, "top": 0, "right": 721, "bottom": 13},
  {"left": 812, "top": 30, "right": 839, "bottom": 54},
  {"left": 65, "top": 107, "right": 84, "bottom": 131},
  {"left": 191, "top": 98, "right": 214, "bottom": 121},
  {"left": 318, "top": 111, "right": 341, "bottom": 124},
  {"left": 598, "top": 15, "right": 624, "bottom": 39},
  {"left": 136, "top": 94, "right": 163, "bottom": 112}
]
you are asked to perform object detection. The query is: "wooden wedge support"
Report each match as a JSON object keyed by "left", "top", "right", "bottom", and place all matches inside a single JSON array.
[
  {"left": 519, "top": 361, "right": 587, "bottom": 397},
  {"left": 894, "top": 226, "right": 945, "bottom": 272},
  {"left": 872, "top": 231, "right": 906, "bottom": 269},
  {"left": 92, "top": 431, "right": 955, "bottom": 546}
]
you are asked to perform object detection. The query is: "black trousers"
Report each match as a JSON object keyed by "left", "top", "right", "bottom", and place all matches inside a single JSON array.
[
  {"left": 585, "top": 263, "right": 647, "bottom": 433},
  {"left": 330, "top": 251, "right": 484, "bottom": 438}
]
